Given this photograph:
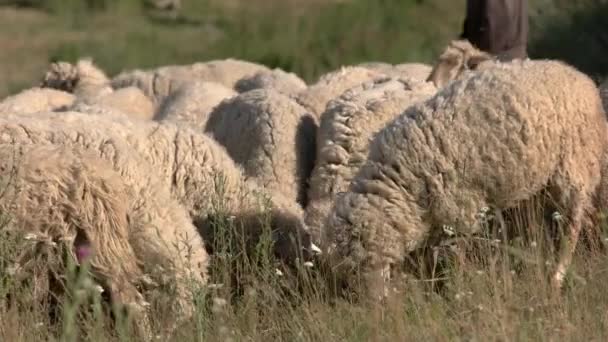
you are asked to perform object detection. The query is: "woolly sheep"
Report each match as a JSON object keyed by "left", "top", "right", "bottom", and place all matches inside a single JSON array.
[
  {"left": 359, "top": 62, "right": 433, "bottom": 82},
  {"left": 205, "top": 88, "right": 317, "bottom": 208},
  {"left": 426, "top": 39, "right": 494, "bottom": 89},
  {"left": 110, "top": 59, "right": 270, "bottom": 105},
  {"left": 294, "top": 66, "right": 386, "bottom": 119},
  {"left": 0, "top": 143, "right": 152, "bottom": 334},
  {"left": 0, "top": 110, "right": 318, "bottom": 267},
  {"left": 154, "top": 80, "right": 237, "bottom": 130},
  {"left": 0, "top": 87, "right": 75, "bottom": 115},
  {"left": 0, "top": 113, "right": 209, "bottom": 324},
  {"left": 305, "top": 77, "right": 436, "bottom": 243},
  {"left": 325, "top": 59, "right": 607, "bottom": 300},
  {"left": 235, "top": 68, "right": 308, "bottom": 96}
]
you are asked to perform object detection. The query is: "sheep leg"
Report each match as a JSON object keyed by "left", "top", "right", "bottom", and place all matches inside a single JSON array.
[
  {"left": 364, "top": 261, "right": 391, "bottom": 302},
  {"left": 550, "top": 193, "right": 586, "bottom": 290}
]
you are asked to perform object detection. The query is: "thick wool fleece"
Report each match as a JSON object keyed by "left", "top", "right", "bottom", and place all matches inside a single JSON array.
[
  {"left": 154, "top": 80, "right": 237, "bottom": 130},
  {"left": 205, "top": 88, "right": 318, "bottom": 207},
  {"left": 305, "top": 77, "right": 436, "bottom": 243},
  {"left": 326, "top": 59, "right": 607, "bottom": 299}
]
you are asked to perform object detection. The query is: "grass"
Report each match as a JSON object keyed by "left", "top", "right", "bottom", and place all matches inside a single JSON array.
[{"left": 2, "top": 173, "right": 608, "bottom": 341}]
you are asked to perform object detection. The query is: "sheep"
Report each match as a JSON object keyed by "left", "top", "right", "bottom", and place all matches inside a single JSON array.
[
  {"left": 305, "top": 77, "right": 436, "bottom": 243},
  {"left": 0, "top": 143, "right": 151, "bottom": 335},
  {"left": 0, "top": 110, "right": 318, "bottom": 269},
  {"left": 235, "top": 68, "right": 308, "bottom": 96},
  {"left": 40, "top": 59, "right": 155, "bottom": 120},
  {"left": 293, "top": 66, "right": 386, "bottom": 119},
  {"left": 205, "top": 88, "right": 318, "bottom": 208},
  {"left": 359, "top": 62, "right": 433, "bottom": 82},
  {"left": 110, "top": 59, "right": 271, "bottom": 105},
  {"left": 426, "top": 39, "right": 495, "bottom": 89},
  {"left": 154, "top": 80, "right": 238, "bottom": 130},
  {"left": 324, "top": 59, "right": 607, "bottom": 301},
  {"left": 0, "top": 113, "right": 210, "bottom": 325},
  {"left": 0, "top": 87, "right": 75, "bottom": 115}
]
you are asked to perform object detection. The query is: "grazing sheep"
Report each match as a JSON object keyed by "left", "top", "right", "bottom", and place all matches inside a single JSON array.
[
  {"left": 154, "top": 80, "right": 237, "bottom": 130},
  {"left": 294, "top": 66, "right": 386, "bottom": 119},
  {"left": 325, "top": 59, "right": 607, "bottom": 300},
  {"left": 40, "top": 59, "right": 155, "bottom": 120},
  {"left": 426, "top": 39, "right": 495, "bottom": 89},
  {"left": 305, "top": 77, "right": 436, "bottom": 243},
  {"left": 0, "top": 113, "right": 210, "bottom": 324},
  {"left": 359, "top": 62, "right": 433, "bottom": 82},
  {"left": 235, "top": 68, "right": 308, "bottom": 96},
  {"left": 0, "top": 143, "right": 150, "bottom": 333},
  {"left": 111, "top": 59, "right": 270, "bottom": 105},
  {"left": 0, "top": 87, "right": 75, "bottom": 115},
  {"left": 205, "top": 88, "right": 317, "bottom": 208},
  {"left": 0, "top": 111, "right": 317, "bottom": 268}
]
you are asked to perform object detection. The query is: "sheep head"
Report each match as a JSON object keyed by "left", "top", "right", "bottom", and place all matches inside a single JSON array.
[
  {"left": 426, "top": 39, "right": 494, "bottom": 89},
  {"left": 40, "top": 58, "right": 110, "bottom": 94},
  {"left": 196, "top": 208, "right": 321, "bottom": 268}
]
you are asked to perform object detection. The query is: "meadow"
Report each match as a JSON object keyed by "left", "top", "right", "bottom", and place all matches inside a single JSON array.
[{"left": 1, "top": 0, "right": 608, "bottom": 341}]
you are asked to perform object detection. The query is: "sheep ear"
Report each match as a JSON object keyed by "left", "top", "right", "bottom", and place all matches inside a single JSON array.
[{"left": 427, "top": 56, "right": 461, "bottom": 89}]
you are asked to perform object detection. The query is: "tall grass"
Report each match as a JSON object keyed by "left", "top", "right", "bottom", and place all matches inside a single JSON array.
[{"left": 2, "top": 173, "right": 608, "bottom": 341}]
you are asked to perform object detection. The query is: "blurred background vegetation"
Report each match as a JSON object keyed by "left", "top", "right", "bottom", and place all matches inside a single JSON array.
[{"left": 0, "top": 0, "right": 606, "bottom": 97}]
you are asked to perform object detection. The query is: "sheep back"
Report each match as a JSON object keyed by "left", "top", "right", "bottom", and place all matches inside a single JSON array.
[
  {"left": 154, "top": 80, "right": 237, "bottom": 130},
  {"left": 306, "top": 77, "right": 436, "bottom": 243},
  {"left": 205, "top": 88, "right": 317, "bottom": 207}
]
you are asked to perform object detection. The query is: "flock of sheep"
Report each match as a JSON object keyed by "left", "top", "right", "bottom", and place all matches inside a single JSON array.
[{"left": 1, "top": 39, "right": 608, "bottom": 335}]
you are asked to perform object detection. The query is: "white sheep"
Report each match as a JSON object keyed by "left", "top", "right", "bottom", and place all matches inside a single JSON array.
[
  {"left": 205, "top": 88, "right": 318, "bottom": 208},
  {"left": 111, "top": 58, "right": 270, "bottom": 105},
  {"left": 305, "top": 77, "right": 436, "bottom": 243},
  {"left": 293, "top": 66, "right": 386, "bottom": 119},
  {"left": 154, "top": 80, "right": 238, "bottom": 130},
  {"left": 0, "top": 113, "right": 209, "bottom": 325},
  {"left": 0, "top": 143, "right": 192, "bottom": 336},
  {"left": 235, "top": 68, "right": 308, "bottom": 96},
  {"left": 325, "top": 59, "right": 607, "bottom": 300},
  {"left": 0, "top": 87, "right": 75, "bottom": 115}
]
